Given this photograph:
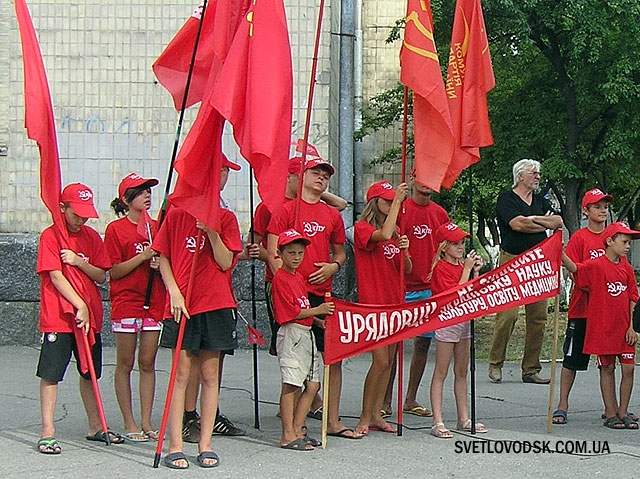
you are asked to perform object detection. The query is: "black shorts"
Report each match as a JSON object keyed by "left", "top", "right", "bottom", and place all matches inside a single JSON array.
[
  {"left": 562, "top": 318, "right": 590, "bottom": 371},
  {"left": 36, "top": 332, "right": 102, "bottom": 382},
  {"left": 159, "top": 308, "right": 238, "bottom": 353},
  {"left": 309, "top": 293, "right": 328, "bottom": 353}
]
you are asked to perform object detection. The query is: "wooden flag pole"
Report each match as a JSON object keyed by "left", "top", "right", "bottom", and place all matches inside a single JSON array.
[{"left": 546, "top": 277, "right": 561, "bottom": 434}]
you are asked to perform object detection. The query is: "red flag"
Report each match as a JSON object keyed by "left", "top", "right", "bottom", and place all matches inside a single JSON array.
[
  {"left": 152, "top": 1, "right": 248, "bottom": 109},
  {"left": 400, "top": 0, "right": 454, "bottom": 193},
  {"left": 211, "top": 0, "right": 293, "bottom": 214},
  {"left": 136, "top": 208, "right": 156, "bottom": 242},
  {"left": 15, "top": 0, "right": 96, "bottom": 373},
  {"left": 15, "top": 0, "right": 64, "bottom": 234},
  {"left": 441, "top": 0, "right": 495, "bottom": 189},
  {"left": 169, "top": 0, "right": 248, "bottom": 231},
  {"left": 294, "top": 139, "right": 320, "bottom": 158},
  {"left": 247, "top": 324, "right": 267, "bottom": 346}
]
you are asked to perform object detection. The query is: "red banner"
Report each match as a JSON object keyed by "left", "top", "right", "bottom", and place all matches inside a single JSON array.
[{"left": 324, "top": 231, "right": 562, "bottom": 365}]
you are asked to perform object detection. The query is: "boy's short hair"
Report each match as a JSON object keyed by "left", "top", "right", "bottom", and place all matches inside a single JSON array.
[
  {"left": 582, "top": 188, "right": 613, "bottom": 209},
  {"left": 603, "top": 221, "right": 640, "bottom": 246},
  {"left": 277, "top": 229, "right": 310, "bottom": 250}
]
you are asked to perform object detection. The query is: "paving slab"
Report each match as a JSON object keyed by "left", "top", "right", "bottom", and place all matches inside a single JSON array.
[{"left": 1, "top": 345, "right": 639, "bottom": 478}]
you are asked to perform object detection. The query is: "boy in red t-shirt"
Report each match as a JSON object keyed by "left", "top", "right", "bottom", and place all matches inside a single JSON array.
[
  {"left": 154, "top": 161, "right": 243, "bottom": 467},
  {"left": 272, "top": 229, "right": 334, "bottom": 450},
  {"left": 562, "top": 222, "right": 640, "bottom": 430},
  {"left": 553, "top": 189, "right": 613, "bottom": 425},
  {"left": 36, "top": 183, "right": 119, "bottom": 454}
]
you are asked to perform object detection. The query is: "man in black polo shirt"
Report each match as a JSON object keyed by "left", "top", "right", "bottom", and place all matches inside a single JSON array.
[{"left": 488, "top": 159, "right": 563, "bottom": 384}]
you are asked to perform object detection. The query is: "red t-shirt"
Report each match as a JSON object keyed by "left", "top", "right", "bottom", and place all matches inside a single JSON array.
[
  {"left": 354, "top": 221, "right": 405, "bottom": 304},
  {"left": 153, "top": 207, "right": 242, "bottom": 318},
  {"left": 400, "top": 198, "right": 449, "bottom": 292},
  {"left": 253, "top": 198, "right": 293, "bottom": 283},
  {"left": 271, "top": 268, "right": 313, "bottom": 326},
  {"left": 267, "top": 199, "right": 346, "bottom": 296},
  {"left": 574, "top": 255, "right": 639, "bottom": 355},
  {"left": 36, "top": 225, "right": 112, "bottom": 333},
  {"left": 565, "top": 227, "right": 607, "bottom": 319},
  {"left": 431, "top": 259, "right": 463, "bottom": 295},
  {"left": 104, "top": 216, "right": 166, "bottom": 320}
]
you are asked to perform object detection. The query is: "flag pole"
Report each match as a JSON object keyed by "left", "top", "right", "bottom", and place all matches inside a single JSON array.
[
  {"left": 249, "top": 167, "right": 261, "bottom": 430},
  {"left": 396, "top": 85, "right": 409, "bottom": 437},
  {"left": 467, "top": 166, "right": 477, "bottom": 434},
  {"left": 294, "top": 0, "right": 326, "bottom": 226},
  {"left": 81, "top": 331, "right": 111, "bottom": 445},
  {"left": 321, "top": 292, "right": 331, "bottom": 449},
  {"left": 153, "top": 230, "right": 203, "bottom": 468},
  {"left": 546, "top": 273, "right": 561, "bottom": 434},
  {"left": 143, "top": 0, "right": 211, "bottom": 309}
]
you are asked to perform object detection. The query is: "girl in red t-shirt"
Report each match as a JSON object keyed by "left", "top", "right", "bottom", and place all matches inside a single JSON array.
[
  {"left": 429, "top": 222, "right": 487, "bottom": 438},
  {"left": 105, "top": 173, "right": 162, "bottom": 442},
  {"left": 353, "top": 181, "right": 411, "bottom": 436}
]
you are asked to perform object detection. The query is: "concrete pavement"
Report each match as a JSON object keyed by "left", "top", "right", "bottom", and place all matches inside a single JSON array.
[{"left": 1, "top": 345, "right": 639, "bottom": 478}]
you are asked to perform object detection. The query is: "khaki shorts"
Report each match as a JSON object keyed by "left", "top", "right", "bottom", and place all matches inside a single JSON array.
[
  {"left": 276, "top": 322, "right": 320, "bottom": 387},
  {"left": 435, "top": 321, "right": 471, "bottom": 343}
]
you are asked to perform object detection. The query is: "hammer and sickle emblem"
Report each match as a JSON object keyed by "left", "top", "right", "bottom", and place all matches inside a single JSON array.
[{"left": 404, "top": 7, "right": 439, "bottom": 62}]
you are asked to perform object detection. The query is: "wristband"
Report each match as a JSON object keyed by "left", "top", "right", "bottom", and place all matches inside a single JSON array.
[{"left": 333, "top": 261, "right": 342, "bottom": 270}]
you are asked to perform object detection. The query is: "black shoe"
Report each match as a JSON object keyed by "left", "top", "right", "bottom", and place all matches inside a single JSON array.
[
  {"left": 213, "top": 413, "right": 246, "bottom": 436},
  {"left": 182, "top": 418, "right": 201, "bottom": 443}
]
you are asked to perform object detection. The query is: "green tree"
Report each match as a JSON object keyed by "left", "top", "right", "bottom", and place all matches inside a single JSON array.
[{"left": 357, "top": 0, "right": 640, "bottom": 252}]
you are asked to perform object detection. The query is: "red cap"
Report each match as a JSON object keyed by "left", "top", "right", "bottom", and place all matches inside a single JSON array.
[
  {"left": 222, "top": 154, "right": 241, "bottom": 171},
  {"left": 277, "top": 228, "right": 311, "bottom": 248},
  {"left": 303, "top": 158, "right": 335, "bottom": 176},
  {"left": 118, "top": 173, "right": 159, "bottom": 199},
  {"left": 602, "top": 222, "right": 640, "bottom": 245},
  {"left": 434, "top": 222, "right": 471, "bottom": 245},
  {"left": 366, "top": 180, "right": 395, "bottom": 202},
  {"left": 60, "top": 183, "right": 99, "bottom": 219},
  {"left": 288, "top": 156, "right": 303, "bottom": 175},
  {"left": 582, "top": 188, "right": 613, "bottom": 209}
]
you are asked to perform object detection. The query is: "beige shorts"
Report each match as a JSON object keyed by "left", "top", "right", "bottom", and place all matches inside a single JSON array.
[
  {"left": 435, "top": 321, "right": 471, "bottom": 343},
  {"left": 276, "top": 322, "right": 320, "bottom": 387}
]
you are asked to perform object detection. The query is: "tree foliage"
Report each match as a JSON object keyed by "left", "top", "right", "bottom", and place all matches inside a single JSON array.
[{"left": 357, "top": 0, "right": 640, "bottom": 254}]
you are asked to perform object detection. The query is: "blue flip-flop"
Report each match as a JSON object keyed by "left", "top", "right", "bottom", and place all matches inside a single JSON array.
[
  {"left": 164, "top": 451, "right": 189, "bottom": 469},
  {"left": 552, "top": 410, "right": 567, "bottom": 425},
  {"left": 197, "top": 451, "right": 220, "bottom": 468}
]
